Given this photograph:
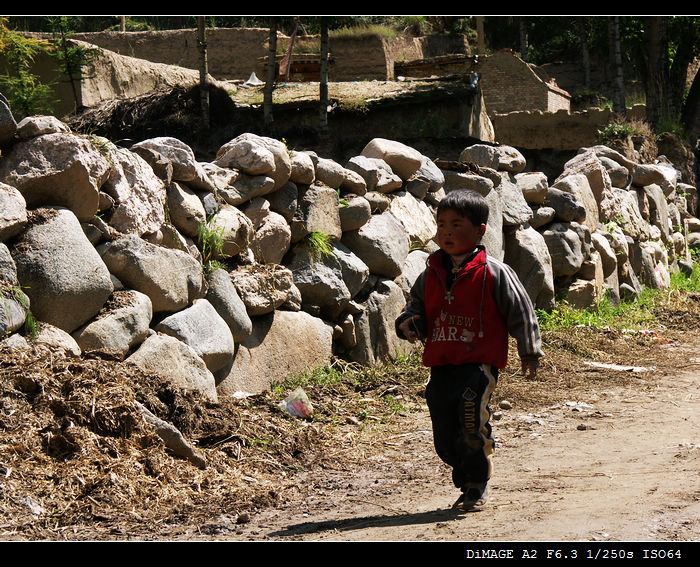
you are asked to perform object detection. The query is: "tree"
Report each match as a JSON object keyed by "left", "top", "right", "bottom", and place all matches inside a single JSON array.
[
  {"left": 319, "top": 19, "right": 329, "bottom": 136},
  {"left": 48, "top": 17, "right": 99, "bottom": 114},
  {"left": 644, "top": 16, "right": 671, "bottom": 130},
  {"left": 197, "top": 17, "right": 210, "bottom": 130},
  {"left": 264, "top": 18, "right": 277, "bottom": 130},
  {"left": 608, "top": 16, "right": 626, "bottom": 117}
]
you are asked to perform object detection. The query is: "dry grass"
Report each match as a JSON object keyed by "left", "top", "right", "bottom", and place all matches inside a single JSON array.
[{"left": 1, "top": 289, "right": 699, "bottom": 540}]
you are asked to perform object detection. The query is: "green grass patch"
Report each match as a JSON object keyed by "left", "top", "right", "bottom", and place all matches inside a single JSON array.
[{"left": 538, "top": 262, "right": 700, "bottom": 332}]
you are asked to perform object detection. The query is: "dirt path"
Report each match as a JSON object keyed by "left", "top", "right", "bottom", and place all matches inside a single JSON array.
[{"left": 227, "top": 341, "right": 700, "bottom": 544}]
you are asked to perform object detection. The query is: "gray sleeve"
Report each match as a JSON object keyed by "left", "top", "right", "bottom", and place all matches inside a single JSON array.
[
  {"left": 394, "top": 269, "right": 428, "bottom": 340},
  {"left": 487, "top": 257, "right": 544, "bottom": 360}
]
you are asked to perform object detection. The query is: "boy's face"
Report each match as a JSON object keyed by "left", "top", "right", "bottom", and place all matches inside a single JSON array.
[{"left": 436, "top": 208, "right": 486, "bottom": 257}]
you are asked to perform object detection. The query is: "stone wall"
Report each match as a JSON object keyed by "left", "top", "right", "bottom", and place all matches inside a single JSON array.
[{"left": 2, "top": 106, "right": 699, "bottom": 404}]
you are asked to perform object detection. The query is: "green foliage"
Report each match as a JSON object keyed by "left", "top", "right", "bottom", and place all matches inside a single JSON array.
[
  {"left": 197, "top": 216, "right": 227, "bottom": 274},
  {"left": 597, "top": 121, "right": 636, "bottom": 145},
  {"left": 304, "top": 231, "right": 335, "bottom": 260},
  {"left": 0, "top": 17, "right": 54, "bottom": 118},
  {"left": 0, "top": 283, "right": 38, "bottom": 340},
  {"left": 47, "top": 17, "right": 100, "bottom": 112}
]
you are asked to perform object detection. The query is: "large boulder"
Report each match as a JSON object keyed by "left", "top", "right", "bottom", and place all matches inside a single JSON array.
[
  {"left": 360, "top": 138, "right": 423, "bottom": 180},
  {"left": 208, "top": 204, "right": 254, "bottom": 258},
  {"left": 0, "top": 182, "right": 27, "bottom": 242},
  {"left": 504, "top": 225, "right": 555, "bottom": 310},
  {"left": 99, "top": 234, "right": 203, "bottom": 313},
  {"left": 11, "top": 207, "right": 114, "bottom": 333},
  {"left": 341, "top": 212, "right": 410, "bottom": 278},
  {"left": 290, "top": 184, "right": 342, "bottom": 243},
  {"left": 127, "top": 333, "right": 218, "bottom": 403},
  {"left": 101, "top": 144, "right": 167, "bottom": 236},
  {"left": 541, "top": 221, "right": 592, "bottom": 279},
  {"left": 215, "top": 310, "right": 333, "bottom": 396},
  {"left": 0, "top": 132, "right": 112, "bottom": 221},
  {"left": 387, "top": 191, "right": 437, "bottom": 246},
  {"left": 205, "top": 268, "right": 252, "bottom": 342},
  {"left": 131, "top": 136, "right": 214, "bottom": 191},
  {"left": 230, "top": 264, "right": 297, "bottom": 316},
  {"left": 0, "top": 98, "right": 17, "bottom": 146},
  {"left": 552, "top": 174, "right": 599, "bottom": 232},
  {"left": 346, "top": 279, "right": 411, "bottom": 366},
  {"left": 214, "top": 133, "right": 291, "bottom": 190},
  {"left": 154, "top": 298, "right": 235, "bottom": 373},
  {"left": 166, "top": 181, "right": 206, "bottom": 238},
  {"left": 497, "top": 173, "right": 533, "bottom": 227},
  {"left": 71, "top": 290, "right": 152, "bottom": 358}
]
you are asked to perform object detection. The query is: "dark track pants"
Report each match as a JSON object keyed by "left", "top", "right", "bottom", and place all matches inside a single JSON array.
[{"left": 425, "top": 363, "right": 498, "bottom": 489}]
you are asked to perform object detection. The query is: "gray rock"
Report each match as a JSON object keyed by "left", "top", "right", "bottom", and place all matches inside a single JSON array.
[
  {"left": 347, "top": 279, "right": 412, "bottom": 366},
  {"left": 208, "top": 204, "right": 254, "bottom": 258},
  {"left": 11, "top": 207, "right": 114, "bottom": 333},
  {"left": 16, "top": 115, "right": 70, "bottom": 140},
  {"left": 0, "top": 99, "right": 17, "bottom": 146},
  {"left": 155, "top": 298, "right": 234, "bottom": 373},
  {"left": 215, "top": 310, "right": 333, "bottom": 396},
  {"left": 541, "top": 221, "right": 591, "bottom": 278},
  {"left": 515, "top": 171, "right": 549, "bottom": 204},
  {"left": 339, "top": 195, "right": 372, "bottom": 232},
  {"left": 545, "top": 186, "right": 587, "bottom": 223},
  {"left": 0, "top": 242, "right": 18, "bottom": 285},
  {"left": 290, "top": 184, "right": 342, "bottom": 243},
  {"left": 0, "top": 291, "right": 28, "bottom": 336},
  {"left": 360, "top": 138, "right": 423, "bottom": 180},
  {"left": 215, "top": 133, "right": 291, "bottom": 190},
  {"left": 268, "top": 181, "right": 298, "bottom": 223},
  {"left": 0, "top": 132, "right": 112, "bottom": 221},
  {"left": 289, "top": 150, "right": 315, "bottom": 185},
  {"left": 388, "top": 191, "right": 437, "bottom": 246},
  {"left": 205, "top": 268, "right": 252, "bottom": 342},
  {"left": 99, "top": 234, "right": 203, "bottom": 313},
  {"left": 230, "top": 263, "right": 296, "bottom": 316},
  {"left": 504, "top": 224, "right": 555, "bottom": 310},
  {"left": 342, "top": 212, "right": 410, "bottom": 278},
  {"left": 497, "top": 173, "right": 533, "bottom": 227},
  {"left": 166, "top": 181, "right": 206, "bottom": 238},
  {"left": 127, "top": 333, "right": 218, "bottom": 403},
  {"left": 0, "top": 182, "right": 27, "bottom": 242},
  {"left": 71, "top": 290, "right": 152, "bottom": 358},
  {"left": 552, "top": 174, "right": 599, "bottom": 232},
  {"left": 132, "top": 136, "right": 214, "bottom": 191}
]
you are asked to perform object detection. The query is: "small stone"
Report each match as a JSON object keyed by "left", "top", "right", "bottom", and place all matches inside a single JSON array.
[{"left": 498, "top": 400, "right": 513, "bottom": 410}]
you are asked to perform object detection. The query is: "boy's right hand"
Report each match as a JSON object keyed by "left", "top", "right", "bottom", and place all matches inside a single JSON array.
[{"left": 398, "top": 315, "right": 423, "bottom": 343}]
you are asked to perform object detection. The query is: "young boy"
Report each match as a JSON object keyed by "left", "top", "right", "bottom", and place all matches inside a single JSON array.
[{"left": 396, "top": 189, "right": 543, "bottom": 511}]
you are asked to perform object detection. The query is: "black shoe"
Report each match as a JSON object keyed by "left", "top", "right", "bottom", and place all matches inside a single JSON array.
[{"left": 453, "top": 484, "right": 489, "bottom": 510}]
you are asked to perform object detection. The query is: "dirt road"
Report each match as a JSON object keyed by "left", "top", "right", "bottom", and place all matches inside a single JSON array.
[{"left": 228, "top": 340, "right": 699, "bottom": 544}]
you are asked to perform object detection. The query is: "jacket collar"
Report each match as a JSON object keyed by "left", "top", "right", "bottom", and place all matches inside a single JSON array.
[{"left": 428, "top": 245, "right": 486, "bottom": 274}]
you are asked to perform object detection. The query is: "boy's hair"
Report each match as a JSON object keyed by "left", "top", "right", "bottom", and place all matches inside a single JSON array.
[{"left": 437, "top": 190, "right": 489, "bottom": 226}]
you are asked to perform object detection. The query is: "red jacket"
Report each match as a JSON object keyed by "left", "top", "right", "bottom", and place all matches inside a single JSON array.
[{"left": 397, "top": 246, "right": 543, "bottom": 369}]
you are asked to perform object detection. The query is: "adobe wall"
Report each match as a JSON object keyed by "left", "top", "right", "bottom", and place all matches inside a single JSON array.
[
  {"left": 72, "top": 28, "right": 273, "bottom": 82},
  {"left": 477, "top": 51, "right": 570, "bottom": 115},
  {"left": 71, "top": 28, "right": 471, "bottom": 83},
  {"left": 492, "top": 107, "right": 615, "bottom": 151}
]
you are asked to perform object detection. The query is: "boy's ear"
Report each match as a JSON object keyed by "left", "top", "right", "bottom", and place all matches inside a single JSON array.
[{"left": 477, "top": 223, "right": 487, "bottom": 237}]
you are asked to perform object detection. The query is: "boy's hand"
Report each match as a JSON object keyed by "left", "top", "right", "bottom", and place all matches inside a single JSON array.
[
  {"left": 398, "top": 315, "right": 423, "bottom": 344},
  {"left": 521, "top": 357, "right": 539, "bottom": 379}
]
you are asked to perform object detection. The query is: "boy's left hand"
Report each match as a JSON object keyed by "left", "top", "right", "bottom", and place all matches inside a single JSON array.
[{"left": 521, "top": 357, "right": 539, "bottom": 379}]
